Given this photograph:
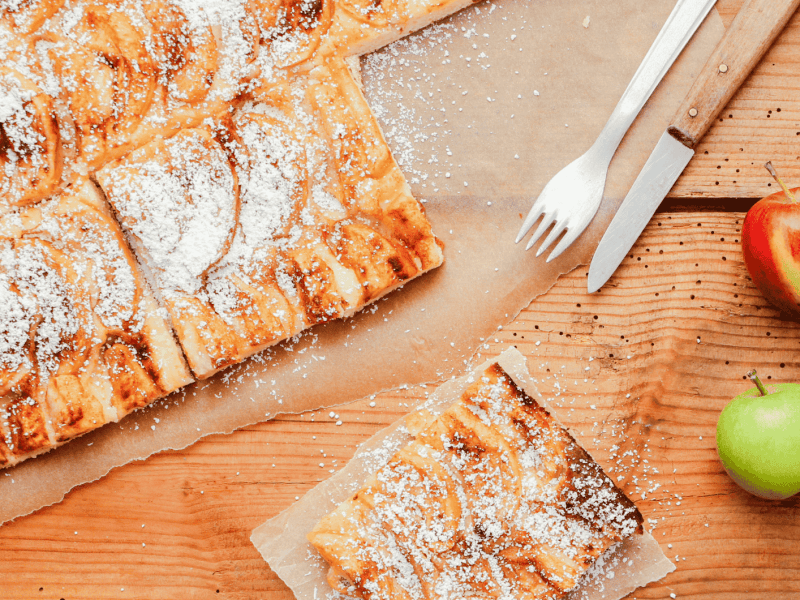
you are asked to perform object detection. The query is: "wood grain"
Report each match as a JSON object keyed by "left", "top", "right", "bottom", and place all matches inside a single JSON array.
[
  {"left": 4, "top": 0, "right": 800, "bottom": 599},
  {"left": 3, "top": 211, "right": 799, "bottom": 599},
  {"left": 673, "top": 0, "right": 800, "bottom": 198},
  {"left": 669, "top": 0, "right": 800, "bottom": 148}
]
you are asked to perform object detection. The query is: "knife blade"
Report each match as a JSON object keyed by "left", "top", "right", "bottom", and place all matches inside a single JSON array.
[
  {"left": 588, "top": 0, "right": 800, "bottom": 294},
  {"left": 587, "top": 131, "right": 694, "bottom": 293}
]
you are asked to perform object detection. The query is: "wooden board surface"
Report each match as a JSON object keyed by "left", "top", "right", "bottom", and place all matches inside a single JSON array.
[
  {"left": 4, "top": 1, "right": 800, "bottom": 598},
  {"left": 674, "top": 0, "right": 800, "bottom": 199}
]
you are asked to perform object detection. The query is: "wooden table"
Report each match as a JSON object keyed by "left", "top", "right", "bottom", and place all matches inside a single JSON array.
[{"left": 4, "top": 1, "right": 800, "bottom": 598}]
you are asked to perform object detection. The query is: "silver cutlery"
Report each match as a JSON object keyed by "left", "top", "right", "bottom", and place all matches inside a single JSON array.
[
  {"left": 516, "top": 0, "right": 717, "bottom": 261},
  {"left": 588, "top": 0, "right": 800, "bottom": 293}
]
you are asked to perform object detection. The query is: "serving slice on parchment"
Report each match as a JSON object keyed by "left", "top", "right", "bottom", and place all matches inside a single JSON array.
[
  {"left": 307, "top": 363, "right": 643, "bottom": 600},
  {"left": 252, "top": 348, "right": 674, "bottom": 600}
]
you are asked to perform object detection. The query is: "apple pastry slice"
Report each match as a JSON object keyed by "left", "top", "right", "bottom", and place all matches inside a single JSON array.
[
  {"left": 307, "top": 58, "right": 443, "bottom": 271},
  {"left": 308, "top": 364, "right": 643, "bottom": 600},
  {"left": 37, "top": 0, "right": 160, "bottom": 166},
  {"left": 0, "top": 178, "right": 192, "bottom": 468},
  {"left": 0, "top": 66, "right": 63, "bottom": 210},
  {"left": 96, "top": 72, "right": 442, "bottom": 378}
]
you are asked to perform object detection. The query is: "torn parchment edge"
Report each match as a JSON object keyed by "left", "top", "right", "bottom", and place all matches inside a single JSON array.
[{"left": 250, "top": 346, "right": 675, "bottom": 600}]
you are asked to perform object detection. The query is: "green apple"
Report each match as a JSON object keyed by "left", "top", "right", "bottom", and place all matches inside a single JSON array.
[{"left": 716, "top": 370, "right": 800, "bottom": 500}]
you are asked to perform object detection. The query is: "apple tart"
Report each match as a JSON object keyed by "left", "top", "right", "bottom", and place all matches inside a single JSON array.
[
  {"left": 95, "top": 60, "right": 441, "bottom": 378},
  {"left": 308, "top": 364, "right": 644, "bottom": 600},
  {"left": 0, "top": 178, "right": 192, "bottom": 468},
  {"left": 0, "top": 0, "right": 481, "bottom": 466}
]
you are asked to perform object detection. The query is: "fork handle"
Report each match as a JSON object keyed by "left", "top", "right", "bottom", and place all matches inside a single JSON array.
[
  {"left": 592, "top": 0, "right": 718, "bottom": 159},
  {"left": 667, "top": 0, "right": 800, "bottom": 148}
]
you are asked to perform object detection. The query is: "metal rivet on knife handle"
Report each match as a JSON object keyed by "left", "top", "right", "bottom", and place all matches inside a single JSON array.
[
  {"left": 668, "top": 0, "right": 800, "bottom": 149},
  {"left": 719, "top": 63, "right": 729, "bottom": 73},
  {"left": 688, "top": 108, "right": 698, "bottom": 117}
]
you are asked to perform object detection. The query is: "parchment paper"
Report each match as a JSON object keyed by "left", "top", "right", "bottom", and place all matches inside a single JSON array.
[
  {"left": 0, "top": 0, "right": 724, "bottom": 525},
  {"left": 251, "top": 347, "right": 676, "bottom": 600}
]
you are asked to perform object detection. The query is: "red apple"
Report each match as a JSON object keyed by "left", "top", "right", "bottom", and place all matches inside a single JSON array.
[{"left": 742, "top": 164, "right": 800, "bottom": 317}]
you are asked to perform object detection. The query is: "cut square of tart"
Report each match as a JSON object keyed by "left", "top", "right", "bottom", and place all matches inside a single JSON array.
[
  {"left": 307, "top": 363, "right": 644, "bottom": 600},
  {"left": 0, "top": 177, "right": 192, "bottom": 468},
  {"left": 95, "top": 61, "right": 443, "bottom": 380}
]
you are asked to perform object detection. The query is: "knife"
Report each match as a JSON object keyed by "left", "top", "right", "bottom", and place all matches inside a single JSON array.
[{"left": 588, "top": 0, "right": 800, "bottom": 294}]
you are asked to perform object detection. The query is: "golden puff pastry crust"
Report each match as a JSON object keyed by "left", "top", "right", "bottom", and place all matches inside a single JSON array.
[
  {"left": 95, "top": 66, "right": 441, "bottom": 378},
  {"left": 0, "top": 178, "right": 192, "bottom": 468},
  {"left": 307, "top": 364, "right": 644, "bottom": 600},
  {"left": 0, "top": 0, "right": 475, "bottom": 465}
]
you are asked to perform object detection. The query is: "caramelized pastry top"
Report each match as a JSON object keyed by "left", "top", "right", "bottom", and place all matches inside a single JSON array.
[
  {"left": 0, "top": 0, "right": 466, "bottom": 464},
  {"left": 0, "top": 179, "right": 191, "bottom": 467},
  {"left": 308, "top": 365, "right": 643, "bottom": 600}
]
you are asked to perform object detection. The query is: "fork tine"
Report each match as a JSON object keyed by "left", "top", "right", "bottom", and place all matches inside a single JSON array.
[
  {"left": 515, "top": 198, "right": 547, "bottom": 243},
  {"left": 545, "top": 213, "right": 596, "bottom": 262},
  {"left": 545, "top": 225, "right": 581, "bottom": 262},
  {"left": 534, "top": 222, "right": 567, "bottom": 257},
  {"left": 524, "top": 213, "right": 556, "bottom": 251}
]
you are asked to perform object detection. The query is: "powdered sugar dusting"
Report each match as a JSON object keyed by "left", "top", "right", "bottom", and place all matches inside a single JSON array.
[
  {"left": 101, "top": 129, "right": 237, "bottom": 294},
  {"left": 309, "top": 364, "right": 642, "bottom": 600},
  {"left": 232, "top": 114, "right": 304, "bottom": 248},
  {"left": 1, "top": 241, "right": 81, "bottom": 378},
  {"left": 0, "top": 271, "right": 29, "bottom": 373}
]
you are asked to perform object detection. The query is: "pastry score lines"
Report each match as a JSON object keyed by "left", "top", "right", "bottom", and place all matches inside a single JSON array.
[
  {"left": 0, "top": 0, "right": 489, "bottom": 467},
  {"left": 252, "top": 348, "right": 676, "bottom": 600}
]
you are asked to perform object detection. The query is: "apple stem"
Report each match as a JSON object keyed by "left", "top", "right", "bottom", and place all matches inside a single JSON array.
[
  {"left": 766, "top": 161, "right": 796, "bottom": 202},
  {"left": 748, "top": 369, "right": 769, "bottom": 397}
]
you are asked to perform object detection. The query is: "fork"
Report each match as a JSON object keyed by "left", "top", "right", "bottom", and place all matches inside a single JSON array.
[{"left": 515, "top": 0, "right": 717, "bottom": 261}]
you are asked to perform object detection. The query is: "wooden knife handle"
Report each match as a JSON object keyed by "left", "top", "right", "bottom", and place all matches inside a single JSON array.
[{"left": 668, "top": 0, "right": 800, "bottom": 148}]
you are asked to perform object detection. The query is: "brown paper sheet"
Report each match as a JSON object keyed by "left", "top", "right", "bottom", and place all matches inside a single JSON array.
[
  {"left": 0, "top": 0, "right": 724, "bottom": 525},
  {"left": 250, "top": 347, "right": 676, "bottom": 600}
]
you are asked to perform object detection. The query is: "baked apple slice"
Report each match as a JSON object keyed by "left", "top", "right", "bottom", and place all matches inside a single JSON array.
[
  {"left": 0, "top": 67, "right": 63, "bottom": 209},
  {"left": 95, "top": 127, "right": 240, "bottom": 295}
]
